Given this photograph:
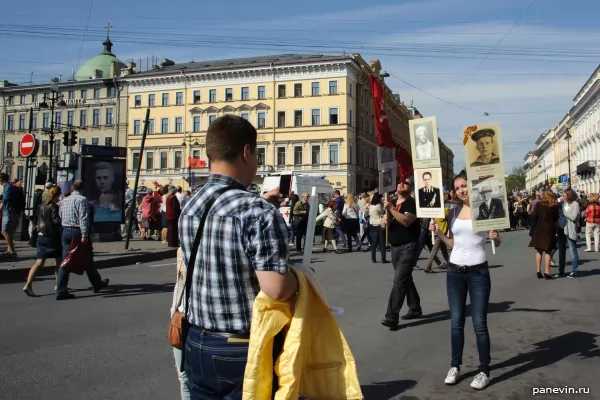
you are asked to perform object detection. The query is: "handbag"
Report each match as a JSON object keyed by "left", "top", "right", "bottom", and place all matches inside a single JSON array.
[
  {"left": 168, "top": 281, "right": 186, "bottom": 349},
  {"left": 59, "top": 237, "right": 93, "bottom": 275},
  {"left": 174, "top": 185, "right": 240, "bottom": 371}
]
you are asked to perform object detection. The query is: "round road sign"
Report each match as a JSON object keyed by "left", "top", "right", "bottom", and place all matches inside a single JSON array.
[{"left": 20, "top": 133, "right": 38, "bottom": 157}]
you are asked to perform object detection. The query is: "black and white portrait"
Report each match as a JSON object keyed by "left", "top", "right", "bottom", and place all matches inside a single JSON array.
[
  {"left": 414, "top": 167, "right": 445, "bottom": 218},
  {"left": 409, "top": 116, "right": 440, "bottom": 169},
  {"left": 379, "top": 168, "right": 396, "bottom": 194},
  {"left": 471, "top": 178, "right": 507, "bottom": 221},
  {"left": 82, "top": 158, "right": 126, "bottom": 223},
  {"left": 377, "top": 146, "right": 396, "bottom": 171},
  {"left": 418, "top": 170, "right": 442, "bottom": 208}
]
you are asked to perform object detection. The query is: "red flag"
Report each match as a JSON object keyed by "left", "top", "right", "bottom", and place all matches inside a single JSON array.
[
  {"left": 369, "top": 73, "right": 413, "bottom": 181},
  {"left": 188, "top": 157, "right": 207, "bottom": 168}
]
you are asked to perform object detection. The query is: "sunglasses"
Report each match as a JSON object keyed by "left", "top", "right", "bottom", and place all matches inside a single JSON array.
[{"left": 402, "top": 181, "right": 412, "bottom": 186}]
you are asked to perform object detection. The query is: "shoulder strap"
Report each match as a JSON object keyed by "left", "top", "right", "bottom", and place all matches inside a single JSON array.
[{"left": 183, "top": 185, "right": 240, "bottom": 320}]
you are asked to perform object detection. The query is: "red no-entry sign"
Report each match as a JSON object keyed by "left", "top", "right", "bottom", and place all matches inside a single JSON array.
[{"left": 20, "top": 133, "right": 39, "bottom": 157}]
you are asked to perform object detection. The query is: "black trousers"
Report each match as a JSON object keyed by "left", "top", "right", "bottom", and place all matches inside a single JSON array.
[
  {"left": 369, "top": 225, "right": 387, "bottom": 262},
  {"left": 386, "top": 243, "right": 421, "bottom": 321},
  {"left": 294, "top": 220, "right": 307, "bottom": 251}
]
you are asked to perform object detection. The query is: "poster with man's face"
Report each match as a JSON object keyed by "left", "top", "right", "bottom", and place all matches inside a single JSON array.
[
  {"left": 81, "top": 158, "right": 126, "bottom": 223},
  {"left": 414, "top": 167, "right": 445, "bottom": 218},
  {"left": 409, "top": 116, "right": 440, "bottom": 169}
]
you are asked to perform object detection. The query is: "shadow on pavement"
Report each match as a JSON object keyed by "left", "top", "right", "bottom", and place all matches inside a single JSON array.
[
  {"left": 461, "top": 331, "right": 600, "bottom": 386},
  {"left": 360, "top": 379, "right": 417, "bottom": 399},
  {"left": 397, "top": 301, "right": 559, "bottom": 330},
  {"left": 74, "top": 283, "right": 175, "bottom": 298},
  {"left": 578, "top": 268, "right": 600, "bottom": 277}
]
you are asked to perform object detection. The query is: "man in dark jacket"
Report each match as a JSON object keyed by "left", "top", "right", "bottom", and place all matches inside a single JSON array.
[{"left": 0, "top": 173, "right": 25, "bottom": 256}]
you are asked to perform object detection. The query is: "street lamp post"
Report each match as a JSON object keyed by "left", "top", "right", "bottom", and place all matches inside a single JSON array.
[
  {"left": 181, "top": 137, "right": 199, "bottom": 190},
  {"left": 565, "top": 128, "right": 572, "bottom": 188},
  {"left": 39, "top": 80, "right": 66, "bottom": 183}
]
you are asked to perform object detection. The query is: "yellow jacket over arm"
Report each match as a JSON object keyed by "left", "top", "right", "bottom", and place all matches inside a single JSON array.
[{"left": 243, "top": 268, "right": 363, "bottom": 400}]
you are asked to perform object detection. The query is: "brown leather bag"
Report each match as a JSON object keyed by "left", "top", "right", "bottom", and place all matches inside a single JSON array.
[{"left": 168, "top": 311, "right": 184, "bottom": 349}]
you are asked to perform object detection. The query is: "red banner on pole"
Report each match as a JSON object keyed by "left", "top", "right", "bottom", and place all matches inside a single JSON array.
[{"left": 188, "top": 157, "right": 206, "bottom": 168}]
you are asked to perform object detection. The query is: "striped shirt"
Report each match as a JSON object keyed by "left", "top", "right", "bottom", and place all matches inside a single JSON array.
[
  {"left": 179, "top": 174, "right": 289, "bottom": 333},
  {"left": 59, "top": 192, "right": 90, "bottom": 237}
]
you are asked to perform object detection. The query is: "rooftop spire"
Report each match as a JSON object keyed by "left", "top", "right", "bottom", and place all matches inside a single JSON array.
[{"left": 102, "top": 23, "right": 114, "bottom": 54}]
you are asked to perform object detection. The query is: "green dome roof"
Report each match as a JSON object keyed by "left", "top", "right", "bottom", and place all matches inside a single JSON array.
[{"left": 74, "top": 38, "right": 126, "bottom": 81}]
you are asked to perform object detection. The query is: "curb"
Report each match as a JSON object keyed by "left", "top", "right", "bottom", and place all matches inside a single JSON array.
[{"left": 0, "top": 248, "right": 178, "bottom": 283}]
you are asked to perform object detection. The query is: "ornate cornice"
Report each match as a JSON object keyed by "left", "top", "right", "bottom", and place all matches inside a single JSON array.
[{"left": 125, "top": 62, "right": 360, "bottom": 93}]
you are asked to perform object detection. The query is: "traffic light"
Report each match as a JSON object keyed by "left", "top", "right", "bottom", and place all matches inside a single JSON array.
[
  {"left": 70, "top": 130, "right": 78, "bottom": 146},
  {"left": 62, "top": 131, "right": 69, "bottom": 147}
]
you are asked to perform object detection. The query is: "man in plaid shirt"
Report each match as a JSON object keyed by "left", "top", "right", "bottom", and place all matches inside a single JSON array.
[{"left": 180, "top": 115, "right": 297, "bottom": 399}]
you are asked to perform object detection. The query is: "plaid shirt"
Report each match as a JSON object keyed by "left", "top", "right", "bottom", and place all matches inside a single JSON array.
[
  {"left": 59, "top": 192, "right": 90, "bottom": 237},
  {"left": 179, "top": 174, "right": 289, "bottom": 333},
  {"left": 585, "top": 203, "right": 600, "bottom": 224}
]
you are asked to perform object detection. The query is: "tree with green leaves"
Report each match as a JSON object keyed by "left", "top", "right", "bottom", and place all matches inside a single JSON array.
[{"left": 505, "top": 165, "right": 527, "bottom": 193}]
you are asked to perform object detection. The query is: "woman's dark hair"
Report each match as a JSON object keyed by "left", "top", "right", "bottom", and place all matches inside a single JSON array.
[
  {"left": 453, "top": 169, "right": 467, "bottom": 183},
  {"left": 371, "top": 193, "right": 382, "bottom": 205},
  {"left": 564, "top": 188, "right": 577, "bottom": 203}
]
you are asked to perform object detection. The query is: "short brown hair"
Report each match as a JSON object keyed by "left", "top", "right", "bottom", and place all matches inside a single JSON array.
[
  {"left": 206, "top": 115, "right": 257, "bottom": 162},
  {"left": 589, "top": 193, "right": 599, "bottom": 203},
  {"left": 563, "top": 188, "right": 577, "bottom": 203}
]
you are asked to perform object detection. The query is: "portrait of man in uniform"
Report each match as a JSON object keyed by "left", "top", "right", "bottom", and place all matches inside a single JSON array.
[
  {"left": 418, "top": 171, "right": 441, "bottom": 208},
  {"left": 470, "top": 128, "right": 500, "bottom": 167}
]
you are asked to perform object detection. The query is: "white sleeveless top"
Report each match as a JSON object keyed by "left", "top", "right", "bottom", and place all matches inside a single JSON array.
[{"left": 449, "top": 213, "right": 487, "bottom": 266}]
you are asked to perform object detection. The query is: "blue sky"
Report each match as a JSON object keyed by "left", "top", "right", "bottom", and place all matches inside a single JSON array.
[{"left": 2, "top": 0, "right": 600, "bottom": 172}]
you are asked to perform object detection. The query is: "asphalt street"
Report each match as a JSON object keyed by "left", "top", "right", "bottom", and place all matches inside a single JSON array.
[{"left": 0, "top": 229, "right": 599, "bottom": 400}]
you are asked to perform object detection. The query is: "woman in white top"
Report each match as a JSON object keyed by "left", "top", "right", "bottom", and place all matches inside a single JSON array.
[
  {"left": 160, "top": 187, "right": 169, "bottom": 244},
  {"left": 368, "top": 193, "right": 388, "bottom": 263},
  {"left": 171, "top": 249, "right": 191, "bottom": 400},
  {"left": 316, "top": 201, "right": 343, "bottom": 254},
  {"left": 342, "top": 194, "right": 361, "bottom": 252},
  {"left": 430, "top": 171, "right": 500, "bottom": 391}
]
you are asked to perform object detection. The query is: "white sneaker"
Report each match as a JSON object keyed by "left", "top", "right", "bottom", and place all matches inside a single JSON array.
[
  {"left": 470, "top": 372, "right": 490, "bottom": 390},
  {"left": 444, "top": 367, "right": 460, "bottom": 385}
]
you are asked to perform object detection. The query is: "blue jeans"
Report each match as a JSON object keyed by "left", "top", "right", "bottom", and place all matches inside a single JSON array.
[
  {"left": 567, "top": 238, "right": 579, "bottom": 273},
  {"left": 447, "top": 265, "right": 491, "bottom": 375},
  {"left": 55, "top": 227, "right": 102, "bottom": 297},
  {"left": 173, "top": 347, "right": 191, "bottom": 400}
]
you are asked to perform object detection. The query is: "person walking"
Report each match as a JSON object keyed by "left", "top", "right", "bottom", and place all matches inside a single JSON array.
[
  {"left": 140, "top": 189, "right": 159, "bottom": 240},
  {"left": 381, "top": 177, "right": 422, "bottom": 329},
  {"left": 179, "top": 115, "right": 298, "bottom": 400},
  {"left": 368, "top": 193, "right": 387, "bottom": 263},
  {"left": 171, "top": 248, "right": 191, "bottom": 400},
  {"left": 333, "top": 190, "right": 347, "bottom": 247},
  {"left": 0, "top": 172, "right": 25, "bottom": 257},
  {"left": 528, "top": 189, "right": 559, "bottom": 279},
  {"left": 342, "top": 194, "right": 361, "bottom": 252},
  {"left": 583, "top": 193, "right": 600, "bottom": 252},
  {"left": 424, "top": 212, "right": 450, "bottom": 273},
  {"left": 55, "top": 180, "right": 109, "bottom": 300},
  {"left": 23, "top": 186, "right": 63, "bottom": 297},
  {"left": 562, "top": 189, "right": 581, "bottom": 278},
  {"left": 165, "top": 185, "right": 181, "bottom": 248},
  {"left": 316, "top": 201, "right": 343, "bottom": 254},
  {"left": 430, "top": 171, "right": 500, "bottom": 390},
  {"left": 292, "top": 192, "right": 310, "bottom": 253}
]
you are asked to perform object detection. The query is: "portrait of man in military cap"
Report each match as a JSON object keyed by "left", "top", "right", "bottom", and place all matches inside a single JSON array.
[
  {"left": 471, "top": 179, "right": 506, "bottom": 221},
  {"left": 470, "top": 128, "right": 500, "bottom": 167}
]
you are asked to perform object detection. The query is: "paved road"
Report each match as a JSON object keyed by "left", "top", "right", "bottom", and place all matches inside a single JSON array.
[{"left": 0, "top": 229, "right": 598, "bottom": 400}]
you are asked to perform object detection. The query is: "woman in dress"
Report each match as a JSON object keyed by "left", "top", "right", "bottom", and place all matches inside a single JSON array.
[
  {"left": 342, "top": 194, "right": 361, "bottom": 252},
  {"left": 562, "top": 189, "right": 581, "bottom": 278},
  {"left": 368, "top": 193, "right": 387, "bottom": 263},
  {"left": 430, "top": 171, "right": 500, "bottom": 390},
  {"left": 22, "top": 186, "right": 62, "bottom": 297},
  {"left": 528, "top": 189, "right": 559, "bottom": 279},
  {"left": 316, "top": 201, "right": 342, "bottom": 254},
  {"left": 165, "top": 185, "right": 182, "bottom": 248}
]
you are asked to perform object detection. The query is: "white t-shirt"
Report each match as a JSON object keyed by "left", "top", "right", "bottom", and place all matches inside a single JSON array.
[
  {"left": 449, "top": 217, "right": 487, "bottom": 266},
  {"left": 160, "top": 194, "right": 167, "bottom": 212},
  {"left": 342, "top": 204, "right": 359, "bottom": 219}
]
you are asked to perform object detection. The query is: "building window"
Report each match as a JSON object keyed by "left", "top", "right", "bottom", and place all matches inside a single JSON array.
[
  {"left": 311, "top": 145, "right": 321, "bottom": 165},
  {"left": 55, "top": 112, "right": 62, "bottom": 128},
  {"left": 105, "top": 137, "right": 113, "bottom": 147},
  {"left": 146, "top": 153, "right": 154, "bottom": 170},
  {"left": 7, "top": 115, "right": 14, "bottom": 131},
  {"left": 92, "top": 137, "right": 99, "bottom": 146},
  {"left": 53, "top": 141, "right": 60, "bottom": 155},
  {"left": 31, "top": 113, "right": 37, "bottom": 130},
  {"left": 257, "top": 112, "right": 266, "bottom": 129},
  {"left": 161, "top": 118, "right": 169, "bottom": 133},
  {"left": 225, "top": 88, "right": 233, "bottom": 101},
  {"left": 79, "top": 137, "right": 86, "bottom": 149},
  {"left": 329, "top": 108, "right": 339, "bottom": 125},
  {"left": 258, "top": 86, "right": 266, "bottom": 100},
  {"left": 294, "top": 83, "right": 302, "bottom": 97},
  {"left": 106, "top": 108, "right": 113, "bottom": 125},
  {"left": 148, "top": 94, "right": 155, "bottom": 107},
  {"left": 92, "top": 109, "right": 100, "bottom": 126},
  {"left": 108, "top": 87, "right": 117, "bottom": 98},
  {"left": 278, "top": 85, "right": 286, "bottom": 98},
  {"left": 67, "top": 111, "right": 74, "bottom": 126},
  {"left": 160, "top": 152, "right": 168, "bottom": 169},
  {"left": 77, "top": 110, "right": 86, "bottom": 128},
  {"left": 93, "top": 88, "right": 100, "bottom": 99},
  {"left": 6, "top": 142, "right": 13, "bottom": 157},
  {"left": 17, "top": 166, "right": 24, "bottom": 180},
  {"left": 7, "top": 96, "right": 13, "bottom": 105},
  {"left": 175, "top": 117, "right": 183, "bottom": 133},
  {"left": 348, "top": 83, "right": 353, "bottom": 97},
  {"left": 193, "top": 116, "right": 201, "bottom": 132},
  {"left": 241, "top": 87, "right": 249, "bottom": 100},
  {"left": 329, "top": 80, "right": 338, "bottom": 95},
  {"left": 135, "top": 95, "right": 141, "bottom": 107},
  {"left": 209, "top": 89, "right": 217, "bottom": 103},
  {"left": 32, "top": 94, "right": 38, "bottom": 103},
  {"left": 193, "top": 90, "right": 200, "bottom": 104},
  {"left": 311, "top": 82, "right": 320, "bottom": 96},
  {"left": 176, "top": 92, "right": 183, "bottom": 105},
  {"left": 277, "top": 111, "right": 286, "bottom": 128},
  {"left": 162, "top": 93, "right": 169, "bottom": 106},
  {"left": 329, "top": 144, "right": 339, "bottom": 164},
  {"left": 130, "top": 120, "right": 140, "bottom": 135},
  {"left": 257, "top": 148, "right": 266, "bottom": 166},
  {"left": 18, "top": 114, "right": 26, "bottom": 130},
  {"left": 148, "top": 119, "right": 155, "bottom": 134},
  {"left": 174, "top": 151, "right": 182, "bottom": 169},
  {"left": 349, "top": 110, "right": 353, "bottom": 127},
  {"left": 192, "top": 149, "right": 201, "bottom": 159},
  {"left": 80, "top": 90, "right": 87, "bottom": 100},
  {"left": 241, "top": 113, "right": 249, "bottom": 121},
  {"left": 311, "top": 109, "right": 321, "bottom": 126},
  {"left": 294, "top": 110, "right": 303, "bottom": 127},
  {"left": 20, "top": 95, "right": 26, "bottom": 104},
  {"left": 208, "top": 115, "right": 217, "bottom": 126},
  {"left": 42, "top": 113, "right": 49, "bottom": 129},
  {"left": 294, "top": 146, "right": 303, "bottom": 166},
  {"left": 132, "top": 152, "right": 140, "bottom": 169},
  {"left": 41, "top": 140, "right": 49, "bottom": 156},
  {"left": 5, "top": 166, "right": 11, "bottom": 179},
  {"left": 277, "top": 147, "right": 286, "bottom": 166}
]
